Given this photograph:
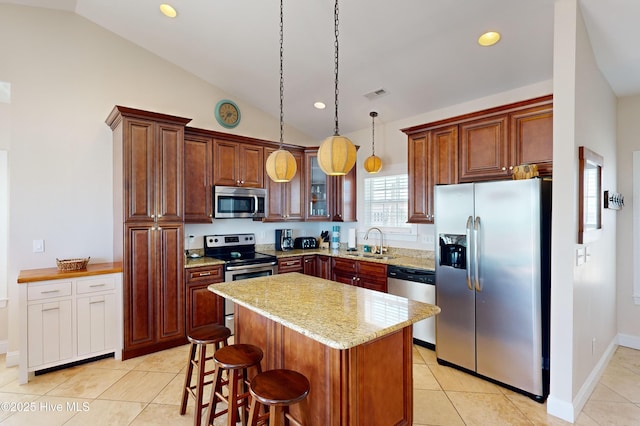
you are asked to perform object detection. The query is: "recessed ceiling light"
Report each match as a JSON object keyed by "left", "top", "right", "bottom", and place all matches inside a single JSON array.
[
  {"left": 478, "top": 31, "right": 501, "bottom": 47},
  {"left": 160, "top": 4, "right": 177, "bottom": 18},
  {"left": 314, "top": 102, "right": 326, "bottom": 110}
]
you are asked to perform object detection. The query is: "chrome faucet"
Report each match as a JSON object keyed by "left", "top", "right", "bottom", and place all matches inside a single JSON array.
[{"left": 364, "top": 227, "right": 384, "bottom": 254}]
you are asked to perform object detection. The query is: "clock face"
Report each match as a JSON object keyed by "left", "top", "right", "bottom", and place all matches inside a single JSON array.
[{"left": 215, "top": 100, "right": 241, "bottom": 128}]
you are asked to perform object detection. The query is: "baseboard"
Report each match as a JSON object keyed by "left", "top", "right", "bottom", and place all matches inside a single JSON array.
[
  {"left": 5, "top": 350, "right": 19, "bottom": 368},
  {"left": 617, "top": 333, "right": 640, "bottom": 350},
  {"left": 0, "top": 339, "right": 7, "bottom": 356},
  {"left": 547, "top": 337, "right": 617, "bottom": 423}
]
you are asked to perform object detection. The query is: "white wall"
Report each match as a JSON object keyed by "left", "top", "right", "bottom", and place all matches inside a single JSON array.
[
  {"left": 548, "top": 0, "right": 618, "bottom": 421},
  {"left": 0, "top": 4, "right": 313, "bottom": 356},
  {"left": 616, "top": 96, "right": 640, "bottom": 342}
]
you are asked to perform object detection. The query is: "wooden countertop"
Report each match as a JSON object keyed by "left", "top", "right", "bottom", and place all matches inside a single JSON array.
[
  {"left": 17, "top": 261, "right": 123, "bottom": 283},
  {"left": 208, "top": 272, "right": 440, "bottom": 350}
]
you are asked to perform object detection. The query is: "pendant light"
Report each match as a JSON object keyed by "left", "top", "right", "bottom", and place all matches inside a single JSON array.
[
  {"left": 265, "top": 0, "right": 297, "bottom": 183},
  {"left": 317, "top": 0, "right": 357, "bottom": 176},
  {"left": 364, "top": 111, "right": 382, "bottom": 173}
]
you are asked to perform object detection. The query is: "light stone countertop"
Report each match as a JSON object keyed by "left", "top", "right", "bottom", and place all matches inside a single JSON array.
[{"left": 208, "top": 272, "right": 440, "bottom": 350}]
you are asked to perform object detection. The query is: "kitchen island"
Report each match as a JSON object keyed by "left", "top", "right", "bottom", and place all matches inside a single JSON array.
[{"left": 208, "top": 272, "right": 440, "bottom": 425}]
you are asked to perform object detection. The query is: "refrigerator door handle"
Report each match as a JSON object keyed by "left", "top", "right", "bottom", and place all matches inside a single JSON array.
[
  {"left": 465, "top": 215, "right": 474, "bottom": 290},
  {"left": 474, "top": 216, "right": 481, "bottom": 292}
]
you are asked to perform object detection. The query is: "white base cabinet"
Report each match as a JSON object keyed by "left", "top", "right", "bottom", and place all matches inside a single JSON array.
[{"left": 19, "top": 272, "right": 122, "bottom": 384}]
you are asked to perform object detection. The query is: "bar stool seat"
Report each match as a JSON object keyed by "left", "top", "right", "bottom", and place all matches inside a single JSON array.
[
  {"left": 247, "top": 369, "right": 310, "bottom": 426},
  {"left": 180, "top": 325, "right": 232, "bottom": 426},
  {"left": 206, "top": 343, "right": 264, "bottom": 426}
]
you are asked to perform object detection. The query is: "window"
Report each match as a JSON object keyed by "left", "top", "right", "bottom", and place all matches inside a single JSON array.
[{"left": 363, "top": 174, "right": 411, "bottom": 232}]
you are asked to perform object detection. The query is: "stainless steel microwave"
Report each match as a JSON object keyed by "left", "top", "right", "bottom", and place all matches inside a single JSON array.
[{"left": 213, "top": 186, "right": 267, "bottom": 219}]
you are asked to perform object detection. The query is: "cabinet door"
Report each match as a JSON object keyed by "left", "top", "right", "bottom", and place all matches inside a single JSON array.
[
  {"left": 184, "top": 133, "right": 213, "bottom": 223},
  {"left": 156, "top": 224, "right": 184, "bottom": 342},
  {"left": 430, "top": 125, "right": 459, "bottom": 222},
  {"left": 510, "top": 104, "right": 553, "bottom": 176},
  {"left": 407, "top": 132, "right": 430, "bottom": 223},
  {"left": 357, "top": 261, "right": 388, "bottom": 293},
  {"left": 459, "top": 115, "right": 510, "bottom": 181},
  {"left": 332, "top": 258, "right": 357, "bottom": 285},
  {"left": 213, "top": 140, "right": 240, "bottom": 186},
  {"left": 304, "top": 151, "right": 331, "bottom": 221},
  {"left": 156, "top": 123, "right": 184, "bottom": 222},
  {"left": 124, "top": 118, "right": 155, "bottom": 222},
  {"left": 239, "top": 144, "right": 264, "bottom": 188},
  {"left": 186, "top": 283, "right": 224, "bottom": 333},
  {"left": 77, "top": 293, "right": 117, "bottom": 356},
  {"left": 284, "top": 149, "right": 305, "bottom": 220},
  {"left": 316, "top": 255, "right": 332, "bottom": 280},
  {"left": 27, "top": 300, "right": 73, "bottom": 367},
  {"left": 303, "top": 255, "right": 317, "bottom": 276},
  {"left": 331, "top": 165, "right": 357, "bottom": 222}
]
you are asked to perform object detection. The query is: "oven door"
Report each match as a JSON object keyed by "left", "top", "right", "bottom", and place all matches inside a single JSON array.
[{"left": 224, "top": 262, "right": 278, "bottom": 334}]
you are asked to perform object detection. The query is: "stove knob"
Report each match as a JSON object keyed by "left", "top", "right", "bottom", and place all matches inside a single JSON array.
[{"left": 214, "top": 238, "right": 219, "bottom": 243}]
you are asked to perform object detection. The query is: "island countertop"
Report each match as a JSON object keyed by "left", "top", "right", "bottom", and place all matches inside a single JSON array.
[{"left": 208, "top": 272, "right": 440, "bottom": 350}]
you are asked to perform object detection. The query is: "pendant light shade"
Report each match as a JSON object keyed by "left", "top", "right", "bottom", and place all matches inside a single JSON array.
[
  {"left": 266, "top": 148, "right": 297, "bottom": 182},
  {"left": 266, "top": 0, "right": 297, "bottom": 183},
  {"left": 317, "top": 0, "right": 356, "bottom": 176},
  {"left": 364, "top": 111, "right": 383, "bottom": 173},
  {"left": 318, "top": 135, "right": 357, "bottom": 175}
]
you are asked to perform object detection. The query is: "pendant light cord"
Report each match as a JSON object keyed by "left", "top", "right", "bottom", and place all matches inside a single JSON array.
[
  {"left": 333, "top": 0, "right": 340, "bottom": 136},
  {"left": 279, "top": 0, "right": 285, "bottom": 148},
  {"left": 370, "top": 111, "right": 377, "bottom": 156}
]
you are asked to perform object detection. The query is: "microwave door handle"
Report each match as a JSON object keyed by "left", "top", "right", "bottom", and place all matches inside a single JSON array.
[
  {"left": 474, "top": 216, "right": 481, "bottom": 292},
  {"left": 253, "top": 195, "right": 259, "bottom": 215},
  {"left": 465, "top": 216, "right": 473, "bottom": 291}
]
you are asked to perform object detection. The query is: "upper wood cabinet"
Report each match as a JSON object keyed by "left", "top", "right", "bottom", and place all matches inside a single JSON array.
[
  {"left": 184, "top": 129, "right": 214, "bottom": 223},
  {"left": 264, "top": 147, "right": 305, "bottom": 222},
  {"left": 304, "top": 149, "right": 357, "bottom": 222},
  {"left": 459, "top": 115, "right": 510, "bottom": 181},
  {"left": 213, "top": 139, "right": 264, "bottom": 188},
  {"left": 408, "top": 125, "right": 458, "bottom": 223},
  {"left": 510, "top": 103, "right": 553, "bottom": 177}
]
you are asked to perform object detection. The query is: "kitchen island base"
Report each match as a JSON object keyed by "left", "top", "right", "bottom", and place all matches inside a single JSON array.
[{"left": 236, "top": 305, "right": 413, "bottom": 425}]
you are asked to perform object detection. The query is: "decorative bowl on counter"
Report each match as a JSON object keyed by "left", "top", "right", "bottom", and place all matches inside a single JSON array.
[{"left": 56, "top": 257, "right": 90, "bottom": 271}]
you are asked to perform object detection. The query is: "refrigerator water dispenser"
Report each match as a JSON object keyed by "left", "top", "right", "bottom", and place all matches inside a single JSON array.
[{"left": 439, "top": 234, "right": 467, "bottom": 269}]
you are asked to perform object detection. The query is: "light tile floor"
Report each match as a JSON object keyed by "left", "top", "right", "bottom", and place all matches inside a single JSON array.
[{"left": 0, "top": 344, "right": 637, "bottom": 425}]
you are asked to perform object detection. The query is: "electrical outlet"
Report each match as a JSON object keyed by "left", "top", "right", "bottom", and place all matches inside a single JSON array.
[{"left": 33, "top": 239, "right": 44, "bottom": 253}]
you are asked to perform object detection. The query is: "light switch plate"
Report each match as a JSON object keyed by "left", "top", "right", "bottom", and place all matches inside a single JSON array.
[
  {"left": 576, "top": 246, "right": 585, "bottom": 266},
  {"left": 33, "top": 239, "right": 44, "bottom": 253}
]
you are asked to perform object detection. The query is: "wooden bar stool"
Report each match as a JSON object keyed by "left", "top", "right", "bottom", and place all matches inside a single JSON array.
[
  {"left": 180, "top": 325, "right": 232, "bottom": 426},
  {"left": 247, "top": 369, "right": 310, "bottom": 426},
  {"left": 206, "top": 343, "right": 264, "bottom": 426}
]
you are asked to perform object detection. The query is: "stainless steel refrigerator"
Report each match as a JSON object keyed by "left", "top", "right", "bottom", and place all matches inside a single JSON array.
[{"left": 434, "top": 178, "right": 551, "bottom": 401}]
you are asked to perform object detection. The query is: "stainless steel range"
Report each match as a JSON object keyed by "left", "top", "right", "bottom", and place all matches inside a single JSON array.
[{"left": 204, "top": 233, "right": 278, "bottom": 334}]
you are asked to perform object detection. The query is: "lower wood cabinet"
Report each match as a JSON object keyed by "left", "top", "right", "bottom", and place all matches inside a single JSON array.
[
  {"left": 316, "top": 255, "right": 332, "bottom": 279},
  {"left": 303, "top": 255, "right": 317, "bottom": 276},
  {"left": 185, "top": 265, "right": 224, "bottom": 335},
  {"left": 278, "top": 256, "right": 304, "bottom": 274},
  {"left": 19, "top": 271, "right": 122, "bottom": 384},
  {"left": 332, "top": 258, "right": 387, "bottom": 293}
]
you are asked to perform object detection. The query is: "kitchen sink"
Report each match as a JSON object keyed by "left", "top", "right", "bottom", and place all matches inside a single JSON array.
[{"left": 344, "top": 253, "right": 395, "bottom": 260}]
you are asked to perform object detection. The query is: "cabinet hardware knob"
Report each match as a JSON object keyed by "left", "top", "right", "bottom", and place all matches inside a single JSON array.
[{"left": 501, "top": 166, "right": 506, "bottom": 171}]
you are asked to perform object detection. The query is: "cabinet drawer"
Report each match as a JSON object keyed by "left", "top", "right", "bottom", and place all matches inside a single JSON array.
[
  {"left": 358, "top": 261, "right": 387, "bottom": 276},
  {"left": 76, "top": 277, "right": 116, "bottom": 295},
  {"left": 186, "top": 265, "right": 224, "bottom": 284},
  {"left": 332, "top": 257, "right": 357, "bottom": 273},
  {"left": 27, "top": 281, "right": 72, "bottom": 301},
  {"left": 278, "top": 257, "right": 303, "bottom": 273}
]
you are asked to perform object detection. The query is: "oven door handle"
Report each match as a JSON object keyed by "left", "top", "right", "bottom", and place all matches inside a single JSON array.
[{"left": 226, "top": 261, "right": 277, "bottom": 271}]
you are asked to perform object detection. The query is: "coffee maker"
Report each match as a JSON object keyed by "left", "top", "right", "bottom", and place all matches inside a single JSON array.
[{"left": 275, "top": 229, "right": 293, "bottom": 251}]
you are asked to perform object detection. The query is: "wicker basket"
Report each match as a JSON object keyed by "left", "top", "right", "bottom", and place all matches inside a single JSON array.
[{"left": 56, "top": 257, "right": 90, "bottom": 271}]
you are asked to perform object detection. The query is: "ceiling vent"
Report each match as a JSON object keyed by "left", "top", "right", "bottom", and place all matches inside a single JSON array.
[{"left": 364, "top": 88, "right": 388, "bottom": 100}]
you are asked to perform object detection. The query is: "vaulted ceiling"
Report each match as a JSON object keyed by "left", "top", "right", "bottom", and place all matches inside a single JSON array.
[{"left": 3, "top": 0, "right": 638, "bottom": 139}]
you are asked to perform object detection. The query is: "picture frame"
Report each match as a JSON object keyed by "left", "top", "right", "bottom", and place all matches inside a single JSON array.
[{"left": 578, "top": 146, "right": 603, "bottom": 244}]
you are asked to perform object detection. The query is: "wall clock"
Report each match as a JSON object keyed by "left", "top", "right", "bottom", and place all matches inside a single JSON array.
[{"left": 215, "top": 99, "right": 241, "bottom": 128}]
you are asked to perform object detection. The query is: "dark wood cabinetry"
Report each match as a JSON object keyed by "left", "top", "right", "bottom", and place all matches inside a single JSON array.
[
  {"left": 213, "top": 139, "right": 264, "bottom": 188},
  {"left": 403, "top": 95, "right": 553, "bottom": 223},
  {"left": 107, "top": 106, "right": 190, "bottom": 360},
  {"left": 408, "top": 125, "right": 458, "bottom": 223},
  {"left": 278, "top": 256, "right": 304, "bottom": 274},
  {"left": 184, "top": 129, "right": 213, "bottom": 223},
  {"left": 315, "top": 255, "right": 332, "bottom": 279},
  {"left": 332, "top": 258, "right": 387, "bottom": 293},
  {"left": 304, "top": 149, "right": 357, "bottom": 222},
  {"left": 264, "top": 147, "right": 305, "bottom": 221},
  {"left": 303, "top": 255, "right": 317, "bottom": 276},
  {"left": 185, "top": 265, "right": 224, "bottom": 335}
]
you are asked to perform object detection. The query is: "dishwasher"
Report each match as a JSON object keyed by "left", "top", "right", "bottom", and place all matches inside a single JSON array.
[{"left": 387, "top": 265, "right": 436, "bottom": 348}]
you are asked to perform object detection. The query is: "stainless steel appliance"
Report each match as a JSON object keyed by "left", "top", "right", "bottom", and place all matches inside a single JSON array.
[
  {"left": 204, "top": 233, "right": 278, "bottom": 334},
  {"left": 213, "top": 186, "right": 267, "bottom": 219},
  {"left": 434, "top": 179, "right": 551, "bottom": 401},
  {"left": 293, "top": 236, "right": 318, "bottom": 250},
  {"left": 275, "top": 229, "right": 293, "bottom": 251},
  {"left": 387, "top": 265, "right": 435, "bottom": 348}
]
